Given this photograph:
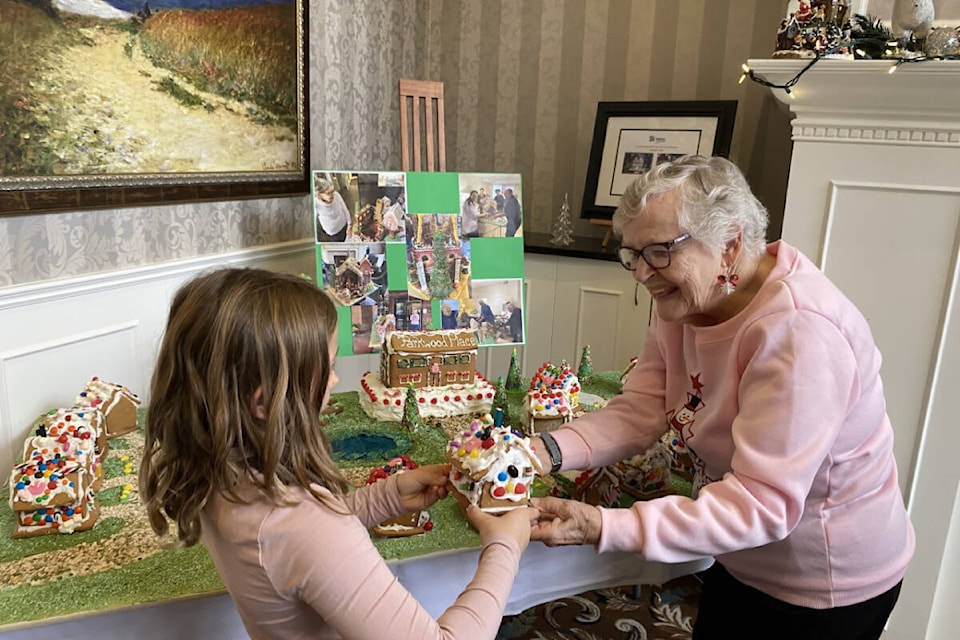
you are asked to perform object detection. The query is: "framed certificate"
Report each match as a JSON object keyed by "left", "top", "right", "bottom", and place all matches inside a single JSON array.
[{"left": 580, "top": 101, "right": 737, "bottom": 221}]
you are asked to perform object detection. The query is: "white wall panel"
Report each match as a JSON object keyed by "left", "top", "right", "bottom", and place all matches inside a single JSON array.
[{"left": 819, "top": 182, "right": 960, "bottom": 496}]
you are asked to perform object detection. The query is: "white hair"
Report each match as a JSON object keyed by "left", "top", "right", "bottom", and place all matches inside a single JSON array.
[{"left": 612, "top": 155, "right": 768, "bottom": 257}]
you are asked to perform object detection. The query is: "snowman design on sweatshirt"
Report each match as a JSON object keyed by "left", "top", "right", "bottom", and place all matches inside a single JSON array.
[{"left": 665, "top": 373, "right": 715, "bottom": 495}]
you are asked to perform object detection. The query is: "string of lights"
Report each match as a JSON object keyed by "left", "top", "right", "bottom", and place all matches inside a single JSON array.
[{"left": 739, "top": 36, "right": 960, "bottom": 98}]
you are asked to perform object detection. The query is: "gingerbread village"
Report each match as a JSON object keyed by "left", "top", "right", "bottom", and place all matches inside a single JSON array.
[
  {"left": 0, "top": 333, "right": 695, "bottom": 626},
  {"left": 7, "top": 378, "right": 140, "bottom": 539},
  {"left": 5, "top": 335, "right": 693, "bottom": 543}
]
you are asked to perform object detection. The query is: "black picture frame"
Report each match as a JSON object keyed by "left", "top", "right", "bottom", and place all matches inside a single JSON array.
[
  {"left": 580, "top": 100, "right": 737, "bottom": 221},
  {"left": 0, "top": 0, "right": 310, "bottom": 216}
]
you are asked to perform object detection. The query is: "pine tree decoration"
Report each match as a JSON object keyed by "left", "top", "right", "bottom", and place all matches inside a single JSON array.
[
  {"left": 401, "top": 384, "right": 422, "bottom": 431},
  {"left": 550, "top": 193, "right": 574, "bottom": 247},
  {"left": 506, "top": 348, "right": 523, "bottom": 390},
  {"left": 493, "top": 376, "right": 510, "bottom": 424},
  {"left": 577, "top": 344, "right": 594, "bottom": 383},
  {"left": 428, "top": 230, "right": 454, "bottom": 299}
]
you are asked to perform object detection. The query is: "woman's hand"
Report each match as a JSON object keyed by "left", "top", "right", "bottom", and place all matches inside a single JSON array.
[
  {"left": 529, "top": 496, "right": 602, "bottom": 547},
  {"left": 467, "top": 505, "right": 540, "bottom": 552},
  {"left": 528, "top": 436, "right": 553, "bottom": 474},
  {"left": 395, "top": 464, "right": 450, "bottom": 512}
]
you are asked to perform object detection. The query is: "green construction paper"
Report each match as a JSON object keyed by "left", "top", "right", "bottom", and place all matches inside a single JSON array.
[
  {"left": 430, "top": 299, "right": 442, "bottom": 329},
  {"left": 469, "top": 237, "right": 525, "bottom": 279},
  {"left": 406, "top": 172, "right": 460, "bottom": 213},
  {"left": 386, "top": 243, "right": 408, "bottom": 291},
  {"left": 337, "top": 306, "right": 353, "bottom": 355}
]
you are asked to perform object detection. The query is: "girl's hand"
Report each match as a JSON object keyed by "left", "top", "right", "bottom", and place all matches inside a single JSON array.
[
  {"left": 467, "top": 505, "right": 540, "bottom": 552},
  {"left": 395, "top": 464, "right": 450, "bottom": 511},
  {"left": 529, "top": 496, "right": 602, "bottom": 547}
]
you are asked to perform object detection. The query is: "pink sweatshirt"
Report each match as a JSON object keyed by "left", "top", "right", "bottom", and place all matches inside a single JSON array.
[
  {"left": 553, "top": 240, "right": 914, "bottom": 609},
  {"left": 200, "top": 473, "right": 520, "bottom": 639}
]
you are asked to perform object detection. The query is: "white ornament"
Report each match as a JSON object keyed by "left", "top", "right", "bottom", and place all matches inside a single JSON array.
[{"left": 892, "top": 0, "right": 935, "bottom": 42}]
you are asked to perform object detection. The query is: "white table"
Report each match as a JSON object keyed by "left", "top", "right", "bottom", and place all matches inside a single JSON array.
[{"left": 0, "top": 543, "right": 712, "bottom": 639}]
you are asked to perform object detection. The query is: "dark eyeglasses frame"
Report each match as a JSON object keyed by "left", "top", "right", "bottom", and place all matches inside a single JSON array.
[{"left": 617, "top": 233, "right": 691, "bottom": 271}]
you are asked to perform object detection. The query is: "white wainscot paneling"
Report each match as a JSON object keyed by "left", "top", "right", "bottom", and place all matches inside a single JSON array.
[
  {"left": 0, "top": 324, "right": 140, "bottom": 473},
  {"left": 818, "top": 181, "right": 960, "bottom": 498},
  {"left": 0, "top": 240, "right": 314, "bottom": 474}
]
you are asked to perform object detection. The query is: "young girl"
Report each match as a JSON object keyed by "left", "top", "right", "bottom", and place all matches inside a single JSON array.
[{"left": 140, "top": 268, "right": 537, "bottom": 639}]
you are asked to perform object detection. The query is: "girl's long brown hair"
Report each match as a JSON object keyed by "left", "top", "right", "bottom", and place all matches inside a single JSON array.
[{"left": 140, "top": 268, "right": 347, "bottom": 546}]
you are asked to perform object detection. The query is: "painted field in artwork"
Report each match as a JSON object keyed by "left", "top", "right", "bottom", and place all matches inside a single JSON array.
[{"left": 0, "top": 0, "right": 299, "bottom": 177}]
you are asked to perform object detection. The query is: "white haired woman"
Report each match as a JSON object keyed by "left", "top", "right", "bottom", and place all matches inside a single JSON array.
[
  {"left": 314, "top": 176, "right": 351, "bottom": 242},
  {"left": 528, "top": 155, "right": 914, "bottom": 639}
]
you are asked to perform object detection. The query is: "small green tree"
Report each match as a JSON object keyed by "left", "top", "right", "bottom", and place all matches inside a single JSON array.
[
  {"left": 577, "top": 345, "right": 594, "bottom": 383},
  {"left": 401, "top": 384, "right": 422, "bottom": 431},
  {"left": 493, "top": 376, "right": 509, "bottom": 424},
  {"left": 505, "top": 348, "right": 523, "bottom": 389},
  {"left": 428, "top": 231, "right": 454, "bottom": 299}
]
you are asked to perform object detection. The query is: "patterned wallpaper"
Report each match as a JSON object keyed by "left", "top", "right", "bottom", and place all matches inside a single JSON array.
[{"left": 17, "top": 0, "right": 946, "bottom": 287}]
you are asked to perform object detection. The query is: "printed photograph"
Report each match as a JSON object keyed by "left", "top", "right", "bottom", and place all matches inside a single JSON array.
[
  {"left": 622, "top": 151, "right": 654, "bottom": 175},
  {"left": 352, "top": 292, "right": 434, "bottom": 354},
  {"left": 405, "top": 214, "right": 471, "bottom": 301},
  {"left": 461, "top": 278, "right": 525, "bottom": 345},
  {"left": 313, "top": 171, "right": 407, "bottom": 244},
  {"left": 458, "top": 173, "right": 523, "bottom": 238},
  {"left": 318, "top": 242, "right": 387, "bottom": 307}
]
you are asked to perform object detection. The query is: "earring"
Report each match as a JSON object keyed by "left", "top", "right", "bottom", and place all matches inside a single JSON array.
[{"left": 717, "top": 272, "right": 739, "bottom": 295}]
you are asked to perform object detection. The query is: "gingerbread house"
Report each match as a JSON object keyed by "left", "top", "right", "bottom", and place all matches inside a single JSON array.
[
  {"left": 380, "top": 329, "right": 477, "bottom": 389},
  {"left": 520, "top": 362, "right": 582, "bottom": 435},
  {"left": 75, "top": 377, "right": 141, "bottom": 438},
  {"left": 552, "top": 466, "right": 625, "bottom": 508},
  {"left": 446, "top": 415, "right": 542, "bottom": 513},
  {"left": 366, "top": 456, "right": 433, "bottom": 538},
  {"left": 332, "top": 256, "right": 373, "bottom": 305},
  {"left": 9, "top": 435, "right": 103, "bottom": 538},
  {"left": 616, "top": 441, "right": 674, "bottom": 500}
]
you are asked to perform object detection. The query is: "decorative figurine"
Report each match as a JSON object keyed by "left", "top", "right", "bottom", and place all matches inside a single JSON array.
[{"left": 892, "top": 0, "right": 935, "bottom": 52}]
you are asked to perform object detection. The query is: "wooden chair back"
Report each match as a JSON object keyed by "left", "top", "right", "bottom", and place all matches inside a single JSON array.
[{"left": 399, "top": 79, "right": 446, "bottom": 172}]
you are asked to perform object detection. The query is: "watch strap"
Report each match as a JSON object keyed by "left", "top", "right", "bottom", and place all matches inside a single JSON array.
[{"left": 539, "top": 431, "right": 563, "bottom": 474}]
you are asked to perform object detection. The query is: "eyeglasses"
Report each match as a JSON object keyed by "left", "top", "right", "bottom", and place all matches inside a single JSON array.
[{"left": 617, "top": 233, "right": 691, "bottom": 270}]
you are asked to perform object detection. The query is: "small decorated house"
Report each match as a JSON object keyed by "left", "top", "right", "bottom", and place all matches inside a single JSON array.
[
  {"left": 520, "top": 362, "right": 582, "bottom": 435},
  {"left": 552, "top": 466, "right": 625, "bottom": 508},
  {"left": 333, "top": 256, "right": 372, "bottom": 304},
  {"left": 380, "top": 329, "right": 477, "bottom": 389},
  {"left": 446, "top": 416, "right": 543, "bottom": 512},
  {"left": 75, "top": 377, "right": 141, "bottom": 438}
]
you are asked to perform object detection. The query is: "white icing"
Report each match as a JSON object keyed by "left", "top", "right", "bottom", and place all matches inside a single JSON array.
[
  {"left": 75, "top": 377, "right": 140, "bottom": 415},
  {"left": 358, "top": 371, "right": 494, "bottom": 420},
  {"left": 447, "top": 419, "right": 542, "bottom": 511}
]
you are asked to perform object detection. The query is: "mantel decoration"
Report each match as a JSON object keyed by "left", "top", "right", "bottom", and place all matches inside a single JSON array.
[
  {"left": 0, "top": 0, "right": 309, "bottom": 216},
  {"left": 744, "top": 2, "right": 960, "bottom": 98}
]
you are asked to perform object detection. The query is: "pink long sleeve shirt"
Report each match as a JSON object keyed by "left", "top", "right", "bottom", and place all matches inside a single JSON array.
[
  {"left": 553, "top": 240, "right": 914, "bottom": 609},
  {"left": 200, "top": 473, "right": 520, "bottom": 639}
]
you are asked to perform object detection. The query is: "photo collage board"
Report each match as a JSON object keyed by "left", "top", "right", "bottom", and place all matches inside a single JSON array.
[{"left": 312, "top": 170, "right": 525, "bottom": 357}]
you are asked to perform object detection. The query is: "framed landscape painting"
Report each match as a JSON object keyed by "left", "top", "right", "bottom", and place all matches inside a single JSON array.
[{"left": 0, "top": 0, "right": 309, "bottom": 215}]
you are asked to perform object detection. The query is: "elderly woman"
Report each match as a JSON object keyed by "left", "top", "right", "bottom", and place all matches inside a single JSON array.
[
  {"left": 314, "top": 176, "right": 351, "bottom": 242},
  {"left": 529, "top": 155, "right": 914, "bottom": 640}
]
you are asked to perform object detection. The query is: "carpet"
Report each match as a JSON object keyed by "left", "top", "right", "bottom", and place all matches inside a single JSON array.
[{"left": 498, "top": 573, "right": 703, "bottom": 640}]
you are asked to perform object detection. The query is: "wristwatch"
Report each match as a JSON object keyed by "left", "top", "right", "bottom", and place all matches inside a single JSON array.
[{"left": 539, "top": 431, "right": 563, "bottom": 474}]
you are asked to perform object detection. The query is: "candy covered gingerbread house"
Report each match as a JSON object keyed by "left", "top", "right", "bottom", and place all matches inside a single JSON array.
[
  {"left": 9, "top": 407, "right": 108, "bottom": 538},
  {"left": 520, "top": 362, "right": 582, "bottom": 435},
  {"left": 76, "top": 377, "right": 140, "bottom": 438},
  {"left": 446, "top": 415, "right": 542, "bottom": 513}
]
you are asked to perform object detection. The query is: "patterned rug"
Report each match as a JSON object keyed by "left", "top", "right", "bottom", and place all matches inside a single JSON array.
[{"left": 497, "top": 573, "right": 702, "bottom": 640}]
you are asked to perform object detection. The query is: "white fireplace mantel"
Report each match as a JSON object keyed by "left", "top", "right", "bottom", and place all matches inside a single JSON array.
[
  {"left": 748, "top": 58, "right": 960, "bottom": 144},
  {"left": 749, "top": 58, "right": 960, "bottom": 640}
]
